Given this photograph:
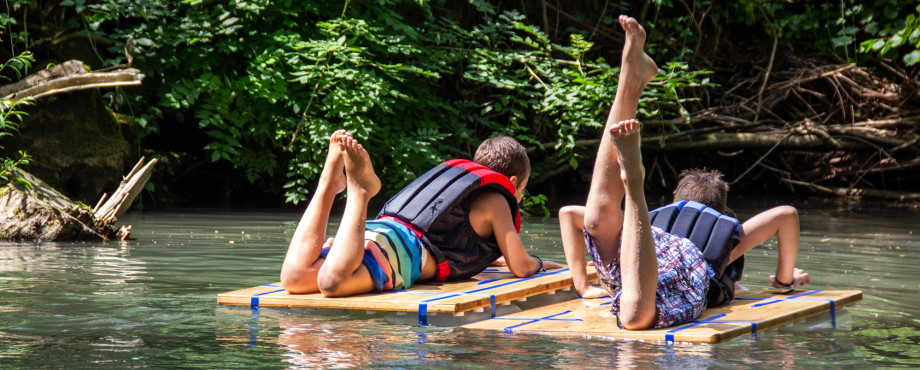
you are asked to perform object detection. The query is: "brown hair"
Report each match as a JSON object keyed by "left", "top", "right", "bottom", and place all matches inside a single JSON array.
[
  {"left": 673, "top": 169, "right": 729, "bottom": 214},
  {"left": 472, "top": 136, "right": 531, "bottom": 181}
]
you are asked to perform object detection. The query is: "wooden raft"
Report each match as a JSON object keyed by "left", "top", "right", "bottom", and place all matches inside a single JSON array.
[
  {"left": 461, "top": 289, "right": 862, "bottom": 343},
  {"left": 218, "top": 267, "right": 596, "bottom": 325}
]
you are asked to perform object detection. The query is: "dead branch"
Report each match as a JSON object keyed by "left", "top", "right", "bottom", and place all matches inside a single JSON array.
[{"left": 0, "top": 59, "right": 145, "bottom": 108}]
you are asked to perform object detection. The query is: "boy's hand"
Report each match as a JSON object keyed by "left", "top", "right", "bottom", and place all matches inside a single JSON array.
[
  {"left": 542, "top": 259, "right": 564, "bottom": 270},
  {"left": 579, "top": 284, "right": 609, "bottom": 299},
  {"left": 769, "top": 268, "right": 811, "bottom": 289},
  {"left": 490, "top": 256, "right": 507, "bottom": 266}
]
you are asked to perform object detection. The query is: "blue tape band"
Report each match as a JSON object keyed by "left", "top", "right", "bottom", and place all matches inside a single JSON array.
[
  {"left": 412, "top": 268, "right": 571, "bottom": 325},
  {"left": 748, "top": 290, "right": 823, "bottom": 307},
  {"left": 490, "top": 295, "right": 496, "bottom": 318},
  {"left": 418, "top": 303, "right": 428, "bottom": 326},
  {"left": 678, "top": 289, "right": 837, "bottom": 341},
  {"left": 465, "top": 268, "right": 570, "bottom": 295},
  {"left": 250, "top": 288, "right": 286, "bottom": 308},
  {"left": 664, "top": 313, "right": 727, "bottom": 343},
  {"left": 737, "top": 290, "right": 837, "bottom": 327},
  {"left": 477, "top": 279, "right": 501, "bottom": 285},
  {"left": 500, "top": 310, "right": 580, "bottom": 333}
]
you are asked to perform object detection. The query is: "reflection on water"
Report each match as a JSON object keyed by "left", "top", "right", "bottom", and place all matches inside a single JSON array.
[{"left": 0, "top": 203, "right": 918, "bottom": 367}]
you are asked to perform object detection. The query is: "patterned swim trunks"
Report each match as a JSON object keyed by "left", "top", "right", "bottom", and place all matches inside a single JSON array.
[
  {"left": 585, "top": 226, "right": 713, "bottom": 329},
  {"left": 320, "top": 218, "right": 429, "bottom": 292}
]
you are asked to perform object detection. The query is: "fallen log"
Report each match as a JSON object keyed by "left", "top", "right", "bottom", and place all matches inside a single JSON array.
[
  {"left": 0, "top": 158, "right": 155, "bottom": 241},
  {"left": 782, "top": 179, "right": 920, "bottom": 202},
  {"left": 0, "top": 168, "right": 117, "bottom": 240},
  {"left": 0, "top": 59, "right": 145, "bottom": 105}
]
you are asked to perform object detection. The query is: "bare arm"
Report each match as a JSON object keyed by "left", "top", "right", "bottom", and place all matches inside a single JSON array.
[
  {"left": 470, "top": 192, "right": 561, "bottom": 277},
  {"left": 559, "top": 206, "right": 609, "bottom": 298},
  {"left": 733, "top": 205, "right": 810, "bottom": 288}
]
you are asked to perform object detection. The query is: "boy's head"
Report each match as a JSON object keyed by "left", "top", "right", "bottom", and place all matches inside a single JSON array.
[
  {"left": 473, "top": 136, "right": 531, "bottom": 202},
  {"left": 673, "top": 169, "right": 730, "bottom": 214}
]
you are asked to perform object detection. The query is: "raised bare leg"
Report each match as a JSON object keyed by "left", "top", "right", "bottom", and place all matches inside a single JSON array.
[
  {"left": 610, "top": 119, "right": 658, "bottom": 329},
  {"left": 315, "top": 132, "right": 382, "bottom": 297},
  {"left": 583, "top": 15, "right": 659, "bottom": 329},
  {"left": 585, "top": 16, "right": 658, "bottom": 274},
  {"left": 583, "top": 15, "right": 658, "bottom": 263},
  {"left": 281, "top": 130, "right": 349, "bottom": 293}
]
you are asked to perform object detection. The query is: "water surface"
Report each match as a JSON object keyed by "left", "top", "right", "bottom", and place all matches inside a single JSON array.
[{"left": 1, "top": 201, "right": 918, "bottom": 368}]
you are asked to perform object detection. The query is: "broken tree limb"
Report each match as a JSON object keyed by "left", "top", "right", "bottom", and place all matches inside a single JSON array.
[
  {"left": 642, "top": 132, "right": 867, "bottom": 151},
  {"left": 0, "top": 59, "right": 145, "bottom": 108},
  {"left": 93, "top": 157, "right": 157, "bottom": 224},
  {"left": 3, "top": 69, "right": 145, "bottom": 102},
  {"left": 0, "top": 60, "right": 86, "bottom": 97}
]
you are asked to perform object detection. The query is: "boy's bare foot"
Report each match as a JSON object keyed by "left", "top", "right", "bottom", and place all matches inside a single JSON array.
[
  {"left": 339, "top": 132, "right": 381, "bottom": 198},
  {"left": 321, "top": 130, "right": 348, "bottom": 194},
  {"left": 618, "top": 15, "right": 658, "bottom": 89},
  {"left": 609, "top": 119, "right": 644, "bottom": 183}
]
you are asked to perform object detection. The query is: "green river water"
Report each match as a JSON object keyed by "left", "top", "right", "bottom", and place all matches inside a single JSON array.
[{"left": 1, "top": 199, "right": 918, "bottom": 368}]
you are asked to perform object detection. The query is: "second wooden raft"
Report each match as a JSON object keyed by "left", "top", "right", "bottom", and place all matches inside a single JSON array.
[{"left": 461, "top": 289, "right": 863, "bottom": 343}]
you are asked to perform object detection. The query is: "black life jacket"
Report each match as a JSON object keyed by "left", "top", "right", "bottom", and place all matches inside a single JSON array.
[
  {"left": 377, "top": 159, "right": 521, "bottom": 281},
  {"left": 649, "top": 200, "right": 744, "bottom": 307}
]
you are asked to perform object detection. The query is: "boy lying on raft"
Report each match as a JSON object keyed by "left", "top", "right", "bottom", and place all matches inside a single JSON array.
[
  {"left": 557, "top": 15, "right": 809, "bottom": 330},
  {"left": 280, "top": 131, "right": 562, "bottom": 296}
]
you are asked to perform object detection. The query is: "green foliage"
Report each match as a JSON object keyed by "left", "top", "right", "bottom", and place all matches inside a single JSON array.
[
  {"left": 860, "top": 5, "right": 920, "bottom": 66},
  {"left": 5, "top": 1, "right": 714, "bottom": 210},
  {"left": 521, "top": 192, "right": 549, "bottom": 218},
  {"left": 0, "top": 150, "right": 33, "bottom": 188},
  {"left": 0, "top": 52, "right": 35, "bottom": 188}
]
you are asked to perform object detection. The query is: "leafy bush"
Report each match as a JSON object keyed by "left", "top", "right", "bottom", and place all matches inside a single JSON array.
[
  {"left": 23, "top": 0, "right": 916, "bottom": 205},
  {"left": 35, "top": 0, "right": 708, "bottom": 206},
  {"left": 0, "top": 52, "right": 35, "bottom": 187},
  {"left": 859, "top": 4, "right": 920, "bottom": 66}
]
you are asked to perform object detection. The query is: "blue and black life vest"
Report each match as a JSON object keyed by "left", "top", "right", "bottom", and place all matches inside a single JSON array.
[
  {"left": 377, "top": 159, "right": 521, "bottom": 282},
  {"left": 649, "top": 200, "right": 744, "bottom": 307}
]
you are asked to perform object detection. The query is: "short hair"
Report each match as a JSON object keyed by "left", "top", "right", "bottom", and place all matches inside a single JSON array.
[
  {"left": 673, "top": 169, "right": 729, "bottom": 214},
  {"left": 472, "top": 136, "right": 531, "bottom": 181}
]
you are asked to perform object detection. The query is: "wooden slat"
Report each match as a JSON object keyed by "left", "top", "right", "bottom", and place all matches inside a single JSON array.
[
  {"left": 460, "top": 289, "right": 862, "bottom": 343},
  {"left": 218, "top": 267, "right": 596, "bottom": 316}
]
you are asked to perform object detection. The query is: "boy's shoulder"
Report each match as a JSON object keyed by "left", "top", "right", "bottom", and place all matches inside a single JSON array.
[{"left": 470, "top": 190, "right": 513, "bottom": 215}]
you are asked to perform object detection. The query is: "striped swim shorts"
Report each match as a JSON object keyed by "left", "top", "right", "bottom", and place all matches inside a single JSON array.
[{"left": 320, "top": 218, "right": 429, "bottom": 292}]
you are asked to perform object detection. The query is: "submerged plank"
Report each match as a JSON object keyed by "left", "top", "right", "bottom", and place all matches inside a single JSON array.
[
  {"left": 460, "top": 289, "right": 862, "bottom": 343},
  {"left": 218, "top": 267, "right": 596, "bottom": 324}
]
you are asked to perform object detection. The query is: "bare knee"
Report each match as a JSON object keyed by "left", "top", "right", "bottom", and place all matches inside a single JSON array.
[
  {"left": 559, "top": 205, "right": 584, "bottom": 226},
  {"left": 774, "top": 205, "right": 798, "bottom": 220},
  {"left": 583, "top": 205, "right": 621, "bottom": 237},
  {"left": 280, "top": 267, "right": 320, "bottom": 294},
  {"left": 316, "top": 272, "right": 348, "bottom": 297}
]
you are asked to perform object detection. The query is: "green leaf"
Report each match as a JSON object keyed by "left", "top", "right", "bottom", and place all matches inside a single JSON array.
[
  {"left": 889, "top": 34, "right": 905, "bottom": 48},
  {"left": 832, "top": 36, "right": 853, "bottom": 48},
  {"left": 904, "top": 50, "right": 920, "bottom": 66}
]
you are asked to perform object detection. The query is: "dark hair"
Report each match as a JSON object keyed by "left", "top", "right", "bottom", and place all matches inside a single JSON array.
[
  {"left": 673, "top": 169, "right": 729, "bottom": 214},
  {"left": 473, "top": 136, "right": 531, "bottom": 181}
]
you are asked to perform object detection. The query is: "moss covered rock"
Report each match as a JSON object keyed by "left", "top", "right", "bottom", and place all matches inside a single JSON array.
[{"left": 1, "top": 90, "right": 130, "bottom": 203}]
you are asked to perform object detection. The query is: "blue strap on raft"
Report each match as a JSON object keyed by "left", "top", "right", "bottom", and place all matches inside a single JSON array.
[{"left": 649, "top": 200, "right": 743, "bottom": 307}]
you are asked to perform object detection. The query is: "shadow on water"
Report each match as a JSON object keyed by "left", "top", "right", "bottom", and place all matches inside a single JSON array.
[{"left": 1, "top": 203, "right": 918, "bottom": 367}]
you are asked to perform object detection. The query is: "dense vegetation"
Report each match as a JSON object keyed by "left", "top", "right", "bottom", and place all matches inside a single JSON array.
[{"left": 1, "top": 0, "right": 918, "bottom": 209}]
